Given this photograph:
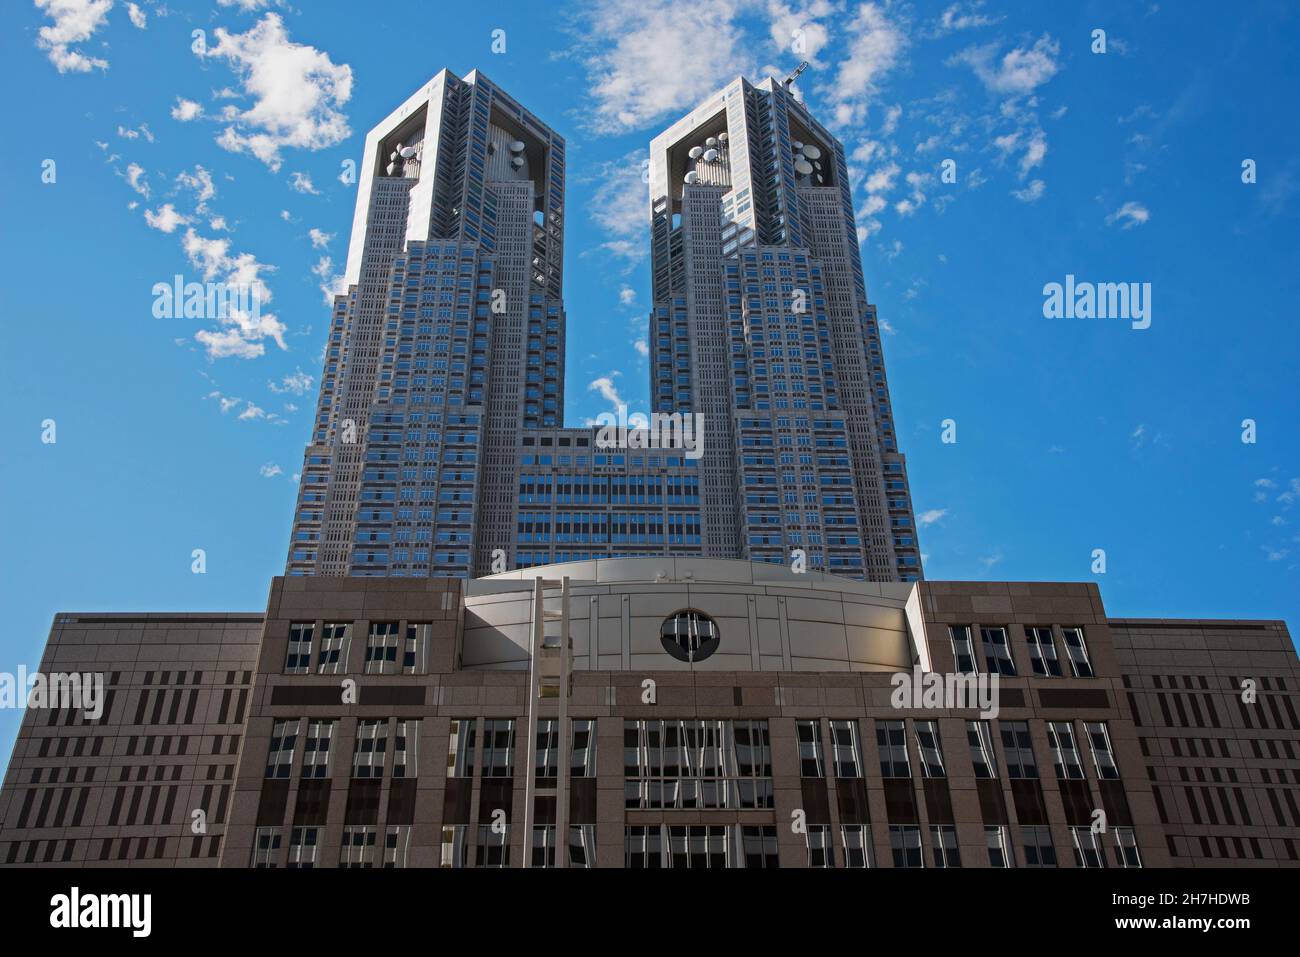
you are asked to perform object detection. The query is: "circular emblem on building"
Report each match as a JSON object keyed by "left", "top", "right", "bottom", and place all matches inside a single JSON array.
[{"left": 660, "top": 610, "right": 720, "bottom": 662}]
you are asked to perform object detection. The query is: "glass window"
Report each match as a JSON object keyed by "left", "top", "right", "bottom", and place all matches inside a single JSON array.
[
  {"left": 1000, "top": 721, "right": 1038, "bottom": 779},
  {"left": 949, "top": 625, "right": 976, "bottom": 672},
  {"left": 929, "top": 824, "right": 961, "bottom": 868},
  {"left": 830, "top": 719, "right": 862, "bottom": 778},
  {"left": 966, "top": 720, "right": 997, "bottom": 778},
  {"left": 265, "top": 719, "right": 298, "bottom": 779},
  {"left": 889, "top": 824, "right": 923, "bottom": 868},
  {"left": 1046, "top": 721, "right": 1085, "bottom": 779},
  {"left": 300, "top": 720, "right": 333, "bottom": 779},
  {"left": 447, "top": 718, "right": 475, "bottom": 778},
  {"left": 914, "top": 720, "right": 946, "bottom": 778},
  {"left": 980, "top": 626, "right": 1016, "bottom": 676},
  {"left": 1062, "top": 627, "right": 1095, "bottom": 677},
  {"left": 482, "top": 719, "right": 515, "bottom": 778},
  {"left": 1022, "top": 825, "right": 1057, "bottom": 867},
  {"left": 1085, "top": 721, "right": 1120, "bottom": 780},
  {"left": 1071, "top": 826, "right": 1105, "bottom": 868},
  {"left": 317, "top": 622, "right": 351, "bottom": 674},
  {"left": 840, "top": 825, "right": 874, "bottom": 868},
  {"left": 877, "top": 720, "right": 910, "bottom": 778},
  {"left": 1112, "top": 827, "right": 1142, "bottom": 868},
  {"left": 339, "top": 826, "right": 376, "bottom": 868},
  {"left": 806, "top": 824, "right": 835, "bottom": 867},
  {"left": 352, "top": 719, "right": 388, "bottom": 778},
  {"left": 364, "top": 621, "right": 400, "bottom": 675},
  {"left": 986, "top": 825, "right": 1012, "bottom": 867},
  {"left": 1026, "top": 626, "right": 1062, "bottom": 677},
  {"left": 285, "top": 623, "right": 314, "bottom": 674},
  {"left": 796, "top": 719, "right": 824, "bottom": 777}
]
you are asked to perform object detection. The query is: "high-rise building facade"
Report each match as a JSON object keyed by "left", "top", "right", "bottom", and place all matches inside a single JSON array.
[{"left": 286, "top": 70, "right": 921, "bottom": 583}]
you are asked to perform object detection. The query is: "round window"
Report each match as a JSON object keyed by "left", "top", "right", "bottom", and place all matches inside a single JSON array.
[{"left": 660, "top": 610, "right": 720, "bottom": 662}]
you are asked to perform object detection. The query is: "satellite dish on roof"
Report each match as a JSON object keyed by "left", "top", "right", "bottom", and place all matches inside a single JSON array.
[
  {"left": 802, "top": 145, "right": 822, "bottom": 160},
  {"left": 684, "top": 170, "right": 698, "bottom": 184},
  {"left": 511, "top": 155, "right": 524, "bottom": 168},
  {"left": 703, "top": 148, "right": 719, "bottom": 162},
  {"left": 688, "top": 146, "right": 703, "bottom": 159},
  {"left": 509, "top": 140, "right": 526, "bottom": 152},
  {"left": 705, "top": 136, "right": 718, "bottom": 147},
  {"left": 793, "top": 140, "right": 804, "bottom": 150},
  {"left": 795, "top": 159, "right": 814, "bottom": 175},
  {"left": 400, "top": 146, "right": 417, "bottom": 158},
  {"left": 718, "top": 131, "right": 728, "bottom": 142}
]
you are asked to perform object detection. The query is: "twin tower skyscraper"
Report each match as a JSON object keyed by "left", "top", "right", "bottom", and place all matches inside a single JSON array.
[{"left": 286, "top": 68, "right": 922, "bottom": 584}]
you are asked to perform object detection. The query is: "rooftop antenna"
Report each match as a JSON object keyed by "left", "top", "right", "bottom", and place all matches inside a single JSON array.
[{"left": 783, "top": 61, "right": 809, "bottom": 90}]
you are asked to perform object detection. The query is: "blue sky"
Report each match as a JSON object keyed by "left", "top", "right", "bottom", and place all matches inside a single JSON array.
[{"left": 2, "top": 0, "right": 1298, "bottom": 755}]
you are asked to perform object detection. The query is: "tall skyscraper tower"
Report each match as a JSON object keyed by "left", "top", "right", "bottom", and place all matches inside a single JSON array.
[{"left": 287, "top": 70, "right": 921, "bottom": 582}]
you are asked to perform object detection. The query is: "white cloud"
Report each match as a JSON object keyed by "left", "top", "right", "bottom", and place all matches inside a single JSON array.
[
  {"left": 259, "top": 463, "right": 283, "bottom": 478},
  {"left": 1011, "top": 179, "right": 1044, "bottom": 202},
  {"left": 823, "top": 4, "right": 908, "bottom": 127},
  {"left": 633, "top": 339, "right": 649, "bottom": 357},
  {"left": 588, "top": 152, "right": 649, "bottom": 263},
  {"left": 127, "top": 2, "right": 146, "bottom": 28},
  {"left": 308, "top": 227, "right": 333, "bottom": 249},
  {"left": 269, "top": 368, "right": 313, "bottom": 395},
  {"left": 980, "top": 550, "right": 1003, "bottom": 569},
  {"left": 572, "top": 0, "right": 753, "bottom": 132},
  {"left": 177, "top": 165, "right": 216, "bottom": 206},
  {"left": 864, "top": 162, "right": 900, "bottom": 194},
  {"left": 312, "top": 255, "right": 348, "bottom": 304},
  {"left": 144, "top": 203, "right": 191, "bottom": 233},
  {"left": 288, "top": 171, "right": 318, "bottom": 194},
  {"left": 1106, "top": 201, "right": 1151, "bottom": 229},
  {"left": 201, "top": 13, "right": 353, "bottom": 171},
  {"left": 34, "top": 0, "right": 111, "bottom": 73},
  {"left": 954, "top": 34, "right": 1060, "bottom": 96},
  {"left": 180, "top": 227, "right": 287, "bottom": 359},
  {"left": 588, "top": 375, "right": 624, "bottom": 407},
  {"left": 117, "top": 124, "right": 154, "bottom": 142},
  {"left": 619, "top": 285, "right": 637, "bottom": 306},
  {"left": 917, "top": 508, "right": 947, "bottom": 527},
  {"left": 171, "top": 98, "right": 204, "bottom": 122},
  {"left": 239, "top": 401, "right": 267, "bottom": 420},
  {"left": 1019, "top": 129, "right": 1046, "bottom": 177},
  {"left": 934, "top": 2, "right": 998, "bottom": 34},
  {"left": 766, "top": 0, "right": 834, "bottom": 63},
  {"left": 124, "top": 162, "right": 150, "bottom": 198}
]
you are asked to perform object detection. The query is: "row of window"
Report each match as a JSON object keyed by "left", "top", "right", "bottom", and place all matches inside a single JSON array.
[
  {"left": 950, "top": 624, "right": 1095, "bottom": 678},
  {"left": 796, "top": 717, "right": 1120, "bottom": 782},
  {"left": 284, "top": 622, "right": 431, "bottom": 676},
  {"left": 264, "top": 716, "right": 1120, "bottom": 785},
  {"left": 252, "top": 822, "right": 1141, "bottom": 868}
]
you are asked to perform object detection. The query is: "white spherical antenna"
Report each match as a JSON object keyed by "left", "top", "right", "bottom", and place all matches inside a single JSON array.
[
  {"left": 511, "top": 155, "right": 524, "bottom": 168},
  {"left": 509, "top": 140, "right": 526, "bottom": 152},
  {"left": 703, "top": 148, "right": 719, "bottom": 162},
  {"left": 793, "top": 140, "right": 804, "bottom": 150},
  {"left": 705, "top": 136, "right": 718, "bottom": 147},
  {"left": 684, "top": 170, "right": 698, "bottom": 184},
  {"left": 400, "top": 146, "right": 417, "bottom": 158},
  {"left": 718, "top": 131, "right": 728, "bottom": 142},
  {"left": 688, "top": 145, "right": 704, "bottom": 159}
]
